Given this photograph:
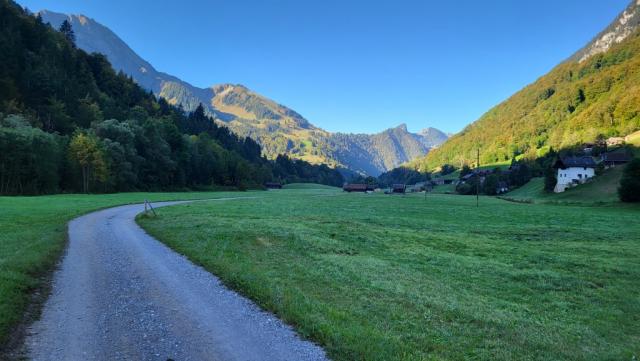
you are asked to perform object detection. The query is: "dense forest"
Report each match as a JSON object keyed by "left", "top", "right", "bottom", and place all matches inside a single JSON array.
[
  {"left": 410, "top": 28, "right": 640, "bottom": 171},
  {"left": 376, "top": 167, "right": 429, "bottom": 187},
  {"left": 0, "top": 0, "right": 343, "bottom": 194}
]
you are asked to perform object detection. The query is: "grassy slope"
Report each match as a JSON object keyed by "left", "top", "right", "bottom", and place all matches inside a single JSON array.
[
  {"left": 506, "top": 166, "right": 625, "bottom": 204},
  {"left": 411, "top": 29, "right": 640, "bottom": 172},
  {"left": 627, "top": 130, "right": 640, "bottom": 146},
  {"left": 139, "top": 189, "right": 640, "bottom": 361},
  {"left": 0, "top": 191, "right": 249, "bottom": 345}
]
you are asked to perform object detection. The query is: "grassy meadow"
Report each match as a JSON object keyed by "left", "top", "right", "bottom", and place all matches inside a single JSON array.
[
  {"left": 0, "top": 190, "right": 251, "bottom": 346},
  {"left": 139, "top": 186, "right": 640, "bottom": 361}
]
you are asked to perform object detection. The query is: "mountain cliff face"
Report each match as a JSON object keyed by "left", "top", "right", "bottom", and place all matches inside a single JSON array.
[
  {"left": 329, "top": 125, "right": 448, "bottom": 175},
  {"left": 410, "top": 0, "right": 640, "bottom": 171},
  {"left": 39, "top": 11, "right": 447, "bottom": 176},
  {"left": 571, "top": 0, "right": 640, "bottom": 63}
]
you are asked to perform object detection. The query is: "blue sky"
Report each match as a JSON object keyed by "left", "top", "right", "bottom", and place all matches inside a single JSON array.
[{"left": 18, "top": 0, "right": 631, "bottom": 134}]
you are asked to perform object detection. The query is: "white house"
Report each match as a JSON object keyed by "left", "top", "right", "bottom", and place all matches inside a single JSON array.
[{"left": 553, "top": 156, "right": 597, "bottom": 193}]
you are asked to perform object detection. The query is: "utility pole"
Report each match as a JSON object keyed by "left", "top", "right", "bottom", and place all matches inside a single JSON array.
[{"left": 476, "top": 148, "right": 480, "bottom": 207}]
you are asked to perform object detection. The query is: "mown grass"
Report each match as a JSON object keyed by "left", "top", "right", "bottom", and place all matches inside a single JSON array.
[
  {"left": 430, "top": 184, "right": 456, "bottom": 194},
  {"left": 506, "top": 166, "right": 625, "bottom": 204},
  {"left": 0, "top": 191, "right": 248, "bottom": 346},
  {"left": 139, "top": 189, "right": 640, "bottom": 361},
  {"left": 282, "top": 183, "right": 339, "bottom": 190}
]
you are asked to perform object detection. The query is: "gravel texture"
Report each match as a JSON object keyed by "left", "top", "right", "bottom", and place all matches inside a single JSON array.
[{"left": 25, "top": 200, "right": 329, "bottom": 361}]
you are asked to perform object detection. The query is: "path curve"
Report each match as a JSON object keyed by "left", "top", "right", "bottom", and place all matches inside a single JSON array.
[{"left": 25, "top": 200, "right": 328, "bottom": 361}]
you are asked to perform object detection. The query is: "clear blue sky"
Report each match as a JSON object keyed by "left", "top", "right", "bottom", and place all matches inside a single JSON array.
[{"left": 17, "top": 0, "right": 631, "bottom": 134}]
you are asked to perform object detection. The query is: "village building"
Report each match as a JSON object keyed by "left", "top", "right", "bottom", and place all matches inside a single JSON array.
[
  {"left": 553, "top": 156, "right": 597, "bottom": 193},
  {"left": 582, "top": 143, "right": 595, "bottom": 155},
  {"left": 391, "top": 184, "right": 406, "bottom": 194},
  {"left": 606, "top": 137, "right": 625, "bottom": 147},
  {"left": 408, "top": 182, "right": 429, "bottom": 192},
  {"left": 343, "top": 183, "right": 375, "bottom": 192},
  {"left": 601, "top": 149, "right": 633, "bottom": 168},
  {"left": 265, "top": 182, "right": 283, "bottom": 189},
  {"left": 496, "top": 181, "right": 509, "bottom": 194}
]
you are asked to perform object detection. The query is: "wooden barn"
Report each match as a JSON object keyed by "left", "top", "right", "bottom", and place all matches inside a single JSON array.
[
  {"left": 265, "top": 182, "right": 283, "bottom": 189},
  {"left": 343, "top": 183, "right": 370, "bottom": 192},
  {"left": 601, "top": 150, "right": 633, "bottom": 168},
  {"left": 391, "top": 184, "right": 406, "bottom": 194}
]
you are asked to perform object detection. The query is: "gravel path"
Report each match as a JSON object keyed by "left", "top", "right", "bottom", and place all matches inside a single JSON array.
[{"left": 25, "top": 200, "right": 329, "bottom": 361}]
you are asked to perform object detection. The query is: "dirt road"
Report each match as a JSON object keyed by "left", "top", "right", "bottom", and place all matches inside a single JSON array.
[{"left": 25, "top": 200, "right": 328, "bottom": 361}]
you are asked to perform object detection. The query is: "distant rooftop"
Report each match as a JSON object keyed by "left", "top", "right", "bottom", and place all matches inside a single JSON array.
[{"left": 554, "top": 156, "right": 597, "bottom": 168}]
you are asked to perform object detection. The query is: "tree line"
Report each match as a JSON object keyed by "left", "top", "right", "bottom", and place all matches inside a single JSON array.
[{"left": 0, "top": 1, "right": 343, "bottom": 194}]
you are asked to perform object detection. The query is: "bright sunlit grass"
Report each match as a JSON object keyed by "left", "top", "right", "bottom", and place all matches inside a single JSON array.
[{"left": 139, "top": 188, "right": 640, "bottom": 361}]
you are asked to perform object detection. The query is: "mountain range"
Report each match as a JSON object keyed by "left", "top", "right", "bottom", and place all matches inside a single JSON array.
[
  {"left": 39, "top": 10, "right": 447, "bottom": 176},
  {"left": 409, "top": 0, "right": 640, "bottom": 171}
]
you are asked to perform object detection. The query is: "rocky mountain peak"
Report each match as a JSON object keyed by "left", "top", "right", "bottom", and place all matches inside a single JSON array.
[{"left": 572, "top": 0, "right": 640, "bottom": 62}]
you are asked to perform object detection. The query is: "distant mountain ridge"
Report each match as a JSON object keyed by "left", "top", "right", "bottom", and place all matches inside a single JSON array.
[{"left": 39, "top": 10, "right": 447, "bottom": 176}]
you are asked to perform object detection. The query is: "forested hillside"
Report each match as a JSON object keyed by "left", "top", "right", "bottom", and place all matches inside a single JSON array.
[
  {"left": 39, "top": 11, "right": 447, "bottom": 175},
  {"left": 411, "top": 1, "right": 640, "bottom": 171},
  {"left": 0, "top": 0, "right": 343, "bottom": 194}
]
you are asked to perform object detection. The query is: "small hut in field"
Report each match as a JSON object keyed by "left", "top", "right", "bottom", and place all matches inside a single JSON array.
[
  {"left": 391, "top": 184, "right": 406, "bottom": 194},
  {"left": 343, "top": 183, "right": 369, "bottom": 192},
  {"left": 265, "top": 182, "right": 283, "bottom": 189}
]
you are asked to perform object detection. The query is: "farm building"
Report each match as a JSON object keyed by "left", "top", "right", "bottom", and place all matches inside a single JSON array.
[
  {"left": 496, "top": 181, "right": 509, "bottom": 194},
  {"left": 409, "top": 182, "right": 429, "bottom": 192},
  {"left": 343, "top": 183, "right": 374, "bottom": 192},
  {"left": 601, "top": 150, "right": 633, "bottom": 168},
  {"left": 391, "top": 184, "right": 406, "bottom": 194},
  {"left": 606, "top": 137, "right": 625, "bottom": 147},
  {"left": 553, "top": 156, "right": 597, "bottom": 193},
  {"left": 265, "top": 182, "right": 283, "bottom": 189}
]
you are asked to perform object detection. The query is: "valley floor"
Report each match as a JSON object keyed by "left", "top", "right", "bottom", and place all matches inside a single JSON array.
[
  {"left": 0, "top": 191, "right": 247, "bottom": 353},
  {"left": 1, "top": 188, "right": 639, "bottom": 360},
  {"left": 138, "top": 187, "right": 639, "bottom": 361}
]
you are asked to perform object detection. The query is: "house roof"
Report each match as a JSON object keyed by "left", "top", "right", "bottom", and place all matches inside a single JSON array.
[
  {"left": 554, "top": 156, "right": 597, "bottom": 169},
  {"left": 343, "top": 183, "right": 368, "bottom": 191},
  {"left": 602, "top": 150, "right": 633, "bottom": 163}
]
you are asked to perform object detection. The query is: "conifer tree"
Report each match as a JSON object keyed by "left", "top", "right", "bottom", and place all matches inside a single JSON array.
[{"left": 59, "top": 19, "right": 75, "bottom": 46}]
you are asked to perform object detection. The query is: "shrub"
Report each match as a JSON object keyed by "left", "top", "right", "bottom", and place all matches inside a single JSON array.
[
  {"left": 544, "top": 167, "right": 557, "bottom": 192},
  {"left": 618, "top": 158, "right": 640, "bottom": 202}
]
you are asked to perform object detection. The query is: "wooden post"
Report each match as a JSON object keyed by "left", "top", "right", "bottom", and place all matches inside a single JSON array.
[
  {"left": 476, "top": 148, "right": 480, "bottom": 208},
  {"left": 145, "top": 200, "right": 157, "bottom": 216}
]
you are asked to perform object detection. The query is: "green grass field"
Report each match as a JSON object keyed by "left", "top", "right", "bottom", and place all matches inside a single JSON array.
[
  {"left": 430, "top": 184, "right": 456, "bottom": 194},
  {"left": 627, "top": 130, "right": 640, "bottom": 147},
  {"left": 139, "top": 189, "right": 640, "bottom": 361},
  {"left": 505, "top": 166, "right": 625, "bottom": 204},
  {"left": 0, "top": 191, "right": 252, "bottom": 346},
  {"left": 282, "top": 183, "right": 339, "bottom": 190}
]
